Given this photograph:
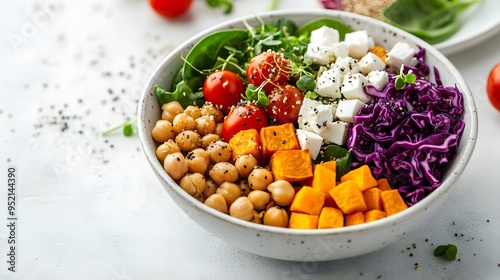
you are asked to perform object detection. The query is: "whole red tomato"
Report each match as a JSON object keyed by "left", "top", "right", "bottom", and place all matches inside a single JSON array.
[
  {"left": 149, "top": 0, "right": 192, "bottom": 18},
  {"left": 266, "top": 84, "right": 304, "bottom": 124},
  {"left": 246, "top": 51, "right": 291, "bottom": 96},
  {"left": 222, "top": 103, "right": 268, "bottom": 142},
  {"left": 487, "top": 63, "right": 500, "bottom": 111},
  {"left": 203, "top": 70, "right": 245, "bottom": 114}
]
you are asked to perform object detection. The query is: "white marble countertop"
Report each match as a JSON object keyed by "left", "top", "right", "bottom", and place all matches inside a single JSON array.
[{"left": 1, "top": 0, "right": 500, "bottom": 279}]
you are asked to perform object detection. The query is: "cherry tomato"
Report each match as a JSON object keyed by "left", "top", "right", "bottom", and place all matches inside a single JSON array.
[
  {"left": 149, "top": 0, "right": 192, "bottom": 18},
  {"left": 487, "top": 63, "right": 500, "bottom": 111},
  {"left": 222, "top": 103, "right": 268, "bottom": 141},
  {"left": 266, "top": 84, "right": 304, "bottom": 125},
  {"left": 246, "top": 51, "right": 291, "bottom": 96},
  {"left": 203, "top": 70, "right": 245, "bottom": 114}
]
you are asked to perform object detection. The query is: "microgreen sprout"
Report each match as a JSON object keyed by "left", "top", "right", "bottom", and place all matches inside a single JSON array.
[
  {"left": 434, "top": 244, "right": 458, "bottom": 261},
  {"left": 242, "top": 84, "right": 270, "bottom": 106},
  {"left": 102, "top": 118, "right": 136, "bottom": 137},
  {"left": 395, "top": 64, "right": 417, "bottom": 90}
]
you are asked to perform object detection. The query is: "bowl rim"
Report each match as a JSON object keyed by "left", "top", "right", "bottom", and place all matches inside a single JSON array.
[{"left": 137, "top": 9, "right": 478, "bottom": 236}]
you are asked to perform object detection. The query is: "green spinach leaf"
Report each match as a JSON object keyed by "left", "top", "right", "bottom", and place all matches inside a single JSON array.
[
  {"left": 383, "top": 0, "right": 480, "bottom": 44},
  {"left": 319, "top": 144, "right": 353, "bottom": 180},
  {"left": 182, "top": 29, "right": 249, "bottom": 90},
  {"left": 155, "top": 82, "right": 204, "bottom": 108}
]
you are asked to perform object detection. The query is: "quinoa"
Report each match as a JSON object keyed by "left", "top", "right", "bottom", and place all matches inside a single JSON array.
[{"left": 341, "top": 0, "right": 394, "bottom": 21}]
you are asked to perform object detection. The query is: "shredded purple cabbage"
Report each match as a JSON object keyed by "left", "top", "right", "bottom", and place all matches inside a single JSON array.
[{"left": 347, "top": 49, "right": 465, "bottom": 206}]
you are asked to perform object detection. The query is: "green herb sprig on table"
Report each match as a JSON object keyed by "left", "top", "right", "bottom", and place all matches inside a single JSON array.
[
  {"left": 434, "top": 244, "right": 458, "bottom": 261},
  {"left": 102, "top": 118, "right": 136, "bottom": 137}
]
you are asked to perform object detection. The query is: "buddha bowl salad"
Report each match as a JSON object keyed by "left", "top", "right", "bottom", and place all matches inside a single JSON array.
[{"left": 150, "top": 17, "right": 465, "bottom": 229}]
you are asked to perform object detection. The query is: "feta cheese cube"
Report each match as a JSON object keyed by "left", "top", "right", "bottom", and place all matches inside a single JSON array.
[
  {"left": 335, "top": 56, "right": 359, "bottom": 75},
  {"left": 318, "top": 121, "right": 349, "bottom": 146},
  {"left": 315, "top": 67, "right": 342, "bottom": 99},
  {"left": 296, "top": 129, "right": 323, "bottom": 160},
  {"left": 331, "top": 41, "right": 349, "bottom": 58},
  {"left": 310, "top": 26, "right": 340, "bottom": 46},
  {"left": 344, "top": 30, "right": 370, "bottom": 58},
  {"left": 335, "top": 99, "right": 365, "bottom": 123},
  {"left": 358, "top": 52, "right": 386, "bottom": 75},
  {"left": 298, "top": 98, "right": 324, "bottom": 132},
  {"left": 341, "top": 73, "right": 372, "bottom": 103},
  {"left": 386, "top": 42, "right": 417, "bottom": 70},
  {"left": 331, "top": 103, "right": 339, "bottom": 120},
  {"left": 367, "top": 70, "right": 389, "bottom": 90},
  {"left": 306, "top": 43, "right": 335, "bottom": 65},
  {"left": 308, "top": 104, "right": 334, "bottom": 134},
  {"left": 368, "top": 37, "right": 375, "bottom": 50}
]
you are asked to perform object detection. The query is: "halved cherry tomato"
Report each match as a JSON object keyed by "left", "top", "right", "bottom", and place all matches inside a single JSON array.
[
  {"left": 266, "top": 84, "right": 304, "bottom": 125},
  {"left": 203, "top": 70, "right": 245, "bottom": 114},
  {"left": 487, "top": 63, "right": 500, "bottom": 111},
  {"left": 222, "top": 103, "right": 268, "bottom": 141},
  {"left": 246, "top": 51, "right": 291, "bottom": 96},
  {"left": 149, "top": 0, "right": 192, "bottom": 18}
]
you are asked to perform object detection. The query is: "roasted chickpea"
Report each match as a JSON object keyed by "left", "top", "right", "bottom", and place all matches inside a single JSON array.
[
  {"left": 229, "top": 197, "right": 254, "bottom": 221},
  {"left": 235, "top": 155, "right": 258, "bottom": 178},
  {"left": 184, "top": 105, "right": 201, "bottom": 120},
  {"left": 203, "top": 178, "right": 218, "bottom": 199},
  {"left": 238, "top": 179, "right": 251, "bottom": 197},
  {"left": 214, "top": 122, "right": 223, "bottom": 137},
  {"left": 175, "top": 130, "right": 201, "bottom": 152},
  {"left": 267, "top": 180, "right": 295, "bottom": 206},
  {"left": 250, "top": 210, "right": 264, "bottom": 224},
  {"left": 161, "top": 101, "right": 183, "bottom": 122},
  {"left": 163, "top": 152, "right": 188, "bottom": 180},
  {"left": 206, "top": 140, "right": 232, "bottom": 163},
  {"left": 172, "top": 113, "right": 196, "bottom": 134},
  {"left": 201, "top": 103, "right": 223, "bottom": 123},
  {"left": 209, "top": 162, "right": 239, "bottom": 185},
  {"left": 263, "top": 206, "right": 289, "bottom": 227},
  {"left": 248, "top": 190, "right": 270, "bottom": 211},
  {"left": 216, "top": 182, "right": 241, "bottom": 206},
  {"left": 186, "top": 148, "right": 210, "bottom": 174},
  {"left": 195, "top": 115, "right": 216, "bottom": 136},
  {"left": 204, "top": 193, "right": 228, "bottom": 214},
  {"left": 201, "top": 133, "right": 220, "bottom": 149},
  {"left": 155, "top": 139, "right": 180, "bottom": 162},
  {"left": 151, "top": 120, "right": 175, "bottom": 143},
  {"left": 179, "top": 173, "right": 206, "bottom": 197},
  {"left": 248, "top": 168, "right": 274, "bottom": 191}
]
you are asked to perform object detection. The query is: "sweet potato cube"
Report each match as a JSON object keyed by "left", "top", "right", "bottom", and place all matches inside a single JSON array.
[
  {"left": 260, "top": 123, "right": 300, "bottom": 158},
  {"left": 329, "top": 180, "right": 367, "bottom": 215},
  {"left": 364, "top": 209, "right": 386, "bottom": 223},
  {"left": 377, "top": 178, "right": 392, "bottom": 191},
  {"left": 340, "top": 165, "right": 378, "bottom": 191},
  {"left": 363, "top": 187, "right": 383, "bottom": 211},
  {"left": 312, "top": 164, "right": 336, "bottom": 206},
  {"left": 345, "top": 212, "right": 364, "bottom": 226},
  {"left": 228, "top": 128, "right": 262, "bottom": 162},
  {"left": 381, "top": 189, "right": 408, "bottom": 216},
  {"left": 270, "top": 150, "right": 313, "bottom": 183},
  {"left": 289, "top": 212, "right": 319, "bottom": 229},
  {"left": 318, "top": 207, "right": 344, "bottom": 229},
  {"left": 319, "top": 160, "right": 336, "bottom": 173},
  {"left": 290, "top": 186, "right": 325, "bottom": 216}
]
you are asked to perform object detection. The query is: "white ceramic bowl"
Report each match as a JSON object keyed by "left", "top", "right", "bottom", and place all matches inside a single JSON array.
[{"left": 137, "top": 10, "right": 478, "bottom": 261}]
